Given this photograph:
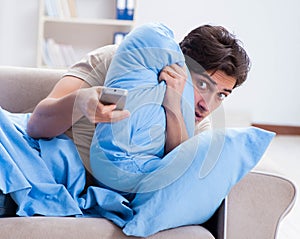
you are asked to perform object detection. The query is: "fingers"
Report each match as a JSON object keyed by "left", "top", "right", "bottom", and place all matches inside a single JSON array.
[
  {"left": 94, "top": 103, "right": 130, "bottom": 123},
  {"left": 159, "top": 64, "right": 187, "bottom": 83},
  {"left": 158, "top": 64, "right": 188, "bottom": 113},
  {"left": 168, "top": 64, "right": 187, "bottom": 78},
  {"left": 98, "top": 103, "right": 116, "bottom": 114},
  {"left": 163, "top": 64, "right": 187, "bottom": 77},
  {"left": 94, "top": 86, "right": 105, "bottom": 98},
  {"left": 159, "top": 64, "right": 187, "bottom": 94},
  {"left": 109, "top": 109, "right": 131, "bottom": 122},
  {"left": 77, "top": 87, "right": 130, "bottom": 124}
]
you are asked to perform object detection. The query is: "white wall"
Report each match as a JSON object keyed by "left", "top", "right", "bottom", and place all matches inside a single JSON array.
[
  {"left": 0, "top": 0, "right": 38, "bottom": 66},
  {"left": 0, "top": 0, "right": 299, "bottom": 126}
]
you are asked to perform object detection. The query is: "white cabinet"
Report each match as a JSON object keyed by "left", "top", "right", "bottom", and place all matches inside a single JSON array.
[{"left": 36, "top": 0, "right": 136, "bottom": 68}]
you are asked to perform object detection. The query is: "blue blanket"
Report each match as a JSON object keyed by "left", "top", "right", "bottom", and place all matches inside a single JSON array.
[{"left": 0, "top": 108, "right": 132, "bottom": 226}]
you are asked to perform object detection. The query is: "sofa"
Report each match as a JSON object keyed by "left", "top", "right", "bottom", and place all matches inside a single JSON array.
[{"left": 0, "top": 66, "right": 297, "bottom": 239}]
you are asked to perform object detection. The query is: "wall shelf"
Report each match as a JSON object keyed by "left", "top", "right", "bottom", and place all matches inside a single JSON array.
[{"left": 36, "top": 0, "right": 136, "bottom": 68}]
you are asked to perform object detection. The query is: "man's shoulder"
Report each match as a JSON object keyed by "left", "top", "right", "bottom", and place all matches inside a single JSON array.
[{"left": 87, "top": 44, "right": 118, "bottom": 58}]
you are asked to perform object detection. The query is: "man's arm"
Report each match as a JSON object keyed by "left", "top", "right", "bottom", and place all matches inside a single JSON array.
[
  {"left": 26, "top": 76, "right": 130, "bottom": 139},
  {"left": 159, "top": 64, "right": 189, "bottom": 154}
]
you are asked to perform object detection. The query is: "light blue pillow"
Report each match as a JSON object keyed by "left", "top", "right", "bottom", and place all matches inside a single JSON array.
[
  {"left": 90, "top": 23, "right": 195, "bottom": 193},
  {"left": 122, "top": 127, "right": 275, "bottom": 237}
]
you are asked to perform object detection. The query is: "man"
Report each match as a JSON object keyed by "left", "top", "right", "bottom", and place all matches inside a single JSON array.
[{"left": 27, "top": 23, "right": 250, "bottom": 183}]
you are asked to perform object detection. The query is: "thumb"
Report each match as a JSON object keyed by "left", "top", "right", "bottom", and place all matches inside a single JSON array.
[{"left": 94, "top": 86, "right": 105, "bottom": 97}]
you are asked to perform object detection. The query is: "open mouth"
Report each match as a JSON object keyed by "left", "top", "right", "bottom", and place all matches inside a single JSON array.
[{"left": 195, "top": 111, "right": 203, "bottom": 122}]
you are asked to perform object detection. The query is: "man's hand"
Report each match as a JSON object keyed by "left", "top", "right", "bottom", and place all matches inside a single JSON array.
[
  {"left": 27, "top": 76, "right": 130, "bottom": 139},
  {"left": 159, "top": 64, "right": 188, "bottom": 113},
  {"left": 158, "top": 64, "right": 189, "bottom": 154},
  {"left": 75, "top": 86, "right": 130, "bottom": 124}
]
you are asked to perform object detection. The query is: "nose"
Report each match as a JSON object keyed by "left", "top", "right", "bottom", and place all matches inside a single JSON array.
[
  {"left": 197, "top": 93, "right": 214, "bottom": 113},
  {"left": 197, "top": 97, "right": 208, "bottom": 113}
]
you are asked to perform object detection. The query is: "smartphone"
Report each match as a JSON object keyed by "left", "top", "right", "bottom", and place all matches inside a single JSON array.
[{"left": 99, "top": 87, "right": 128, "bottom": 110}]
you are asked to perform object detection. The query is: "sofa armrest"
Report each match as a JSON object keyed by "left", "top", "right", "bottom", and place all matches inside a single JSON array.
[
  {"left": 226, "top": 171, "right": 296, "bottom": 238},
  {"left": 0, "top": 66, "right": 65, "bottom": 113}
]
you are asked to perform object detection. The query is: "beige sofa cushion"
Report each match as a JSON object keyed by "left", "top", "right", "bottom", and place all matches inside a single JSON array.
[
  {"left": 0, "top": 66, "right": 65, "bottom": 113},
  {"left": 0, "top": 217, "right": 214, "bottom": 239}
]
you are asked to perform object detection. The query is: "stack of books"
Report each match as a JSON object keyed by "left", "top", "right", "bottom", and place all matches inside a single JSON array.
[
  {"left": 116, "top": 0, "right": 135, "bottom": 20},
  {"left": 42, "top": 38, "right": 78, "bottom": 68},
  {"left": 44, "top": 0, "right": 77, "bottom": 18}
]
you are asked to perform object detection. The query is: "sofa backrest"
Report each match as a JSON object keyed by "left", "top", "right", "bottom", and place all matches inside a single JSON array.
[{"left": 0, "top": 66, "right": 66, "bottom": 113}]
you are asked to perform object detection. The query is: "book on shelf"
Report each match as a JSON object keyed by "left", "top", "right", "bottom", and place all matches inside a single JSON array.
[
  {"left": 43, "top": 38, "right": 78, "bottom": 68},
  {"left": 116, "top": 0, "right": 126, "bottom": 20},
  {"left": 44, "top": 0, "right": 57, "bottom": 17},
  {"left": 126, "top": 0, "right": 135, "bottom": 20},
  {"left": 44, "top": 0, "right": 77, "bottom": 18},
  {"left": 60, "top": 0, "right": 71, "bottom": 18},
  {"left": 116, "top": 0, "right": 135, "bottom": 20},
  {"left": 113, "top": 32, "right": 128, "bottom": 45},
  {"left": 67, "top": 0, "right": 77, "bottom": 17}
]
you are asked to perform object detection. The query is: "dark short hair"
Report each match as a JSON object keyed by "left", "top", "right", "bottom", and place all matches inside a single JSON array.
[{"left": 179, "top": 25, "right": 251, "bottom": 88}]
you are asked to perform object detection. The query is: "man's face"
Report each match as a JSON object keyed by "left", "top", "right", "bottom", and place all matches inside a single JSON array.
[{"left": 191, "top": 70, "right": 237, "bottom": 124}]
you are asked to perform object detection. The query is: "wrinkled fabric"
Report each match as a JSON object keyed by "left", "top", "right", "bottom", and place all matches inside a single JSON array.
[{"left": 0, "top": 108, "right": 132, "bottom": 227}]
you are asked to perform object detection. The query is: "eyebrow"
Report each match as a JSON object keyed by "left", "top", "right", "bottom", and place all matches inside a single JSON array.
[
  {"left": 224, "top": 88, "right": 232, "bottom": 93},
  {"left": 200, "top": 73, "right": 216, "bottom": 85},
  {"left": 200, "top": 73, "right": 233, "bottom": 94}
]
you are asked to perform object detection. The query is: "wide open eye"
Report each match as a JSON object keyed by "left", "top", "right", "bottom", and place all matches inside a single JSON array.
[
  {"left": 217, "top": 92, "right": 227, "bottom": 101},
  {"left": 197, "top": 80, "right": 208, "bottom": 91}
]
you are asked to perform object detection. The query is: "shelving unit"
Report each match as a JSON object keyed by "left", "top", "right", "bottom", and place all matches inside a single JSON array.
[{"left": 36, "top": 0, "right": 136, "bottom": 68}]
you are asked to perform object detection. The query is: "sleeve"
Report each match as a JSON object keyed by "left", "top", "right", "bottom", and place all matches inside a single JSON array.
[{"left": 63, "top": 45, "right": 118, "bottom": 87}]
